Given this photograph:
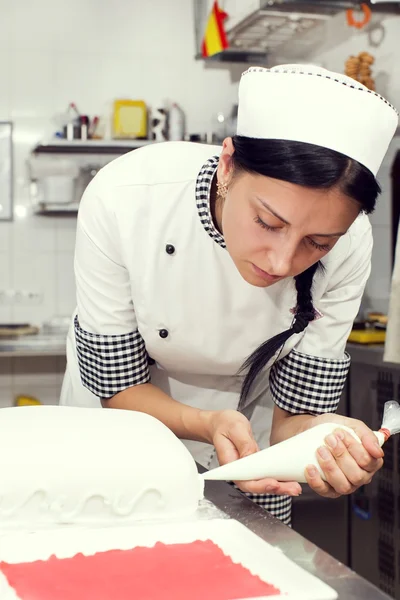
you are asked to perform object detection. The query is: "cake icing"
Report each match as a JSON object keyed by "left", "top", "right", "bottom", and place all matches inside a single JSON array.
[{"left": 0, "top": 406, "right": 204, "bottom": 529}]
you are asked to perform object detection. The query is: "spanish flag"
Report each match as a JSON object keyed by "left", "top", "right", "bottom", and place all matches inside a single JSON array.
[{"left": 201, "top": 1, "right": 229, "bottom": 58}]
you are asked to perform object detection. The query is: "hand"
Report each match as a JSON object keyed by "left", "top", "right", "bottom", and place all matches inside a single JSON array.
[
  {"left": 304, "top": 413, "right": 384, "bottom": 498},
  {"left": 205, "top": 409, "right": 302, "bottom": 497}
]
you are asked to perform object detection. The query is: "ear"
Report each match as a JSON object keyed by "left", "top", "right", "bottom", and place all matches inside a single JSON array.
[{"left": 216, "top": 137, "right": 234, "bottom": 184}]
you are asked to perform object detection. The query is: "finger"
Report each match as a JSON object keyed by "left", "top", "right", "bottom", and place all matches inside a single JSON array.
[
  {"left": 305, "top": 465, "right": 341, "bottom": 499},
  {"left": 235, "top": 478, "right": 302, "bottom": 496},
  {"left": 316, "top": 445, "right": 358, "bottom": 495},
  {"left": 324, "top": 434, "right": 371, "bottom": 487},
  {"left": 338, "top": 422, "right": 384, "bottom": 460},
  {"left": 229, "top": 422, "right": 259, "bottom": 459},
  {"left": 214, "top": 434, "right": 240, "bottom": 466},
  {"left": 334, "top": 429, "right": 383, "bottom": 473}
]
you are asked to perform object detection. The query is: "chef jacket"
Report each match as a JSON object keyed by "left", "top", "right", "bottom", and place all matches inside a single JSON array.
[{"left": 60, "top": 141, "right": 372, "bottom": 524}]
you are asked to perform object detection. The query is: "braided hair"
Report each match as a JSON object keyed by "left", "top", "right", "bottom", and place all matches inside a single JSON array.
[{"left": 232, "top": 136, "right": 381, "bottom": 404}]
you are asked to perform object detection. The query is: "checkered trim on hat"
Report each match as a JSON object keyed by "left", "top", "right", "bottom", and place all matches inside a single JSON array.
[
  {"left": 242, "top": 66, "right": 398, "bottom": 115},
  {"left": 195, "top": 155, "right": 226, "bottom": 248},
  {"left": 74, "top": 316, "right": 150, "bottom": 399},
  {"left": 231, "top": 483, "right": 292, "bottom": 525},
  {"left": 270, "top": 349, "right": 350, "bottom": 415}
]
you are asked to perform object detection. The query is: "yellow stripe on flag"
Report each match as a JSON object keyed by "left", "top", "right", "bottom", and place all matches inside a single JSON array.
[
  {"left": 202, "top": 1, "right": 229, "bottom": 58},
  {"left": 204, "top": 11, "right": 224, "bottom": 56}
]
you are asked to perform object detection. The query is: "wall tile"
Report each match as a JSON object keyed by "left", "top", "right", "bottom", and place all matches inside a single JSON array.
[
  {"left": 11, "top": 251, "right": 57, "bottom": 325},
  {"left": 11, "top": 215, "right": 57, "bottom": 255},
  {"left": 10, "top": 51, "right": 56, "bottom": 117},
  {"left": 55, "top": 252, "right": 76, "bottom": 317},
  {"left": 9, "top": 0, "right": 60, "bottom": 52},
  {"left": 0, "top": 49, "right": 11, "bottom": 117},
  {"left": 56, "top": 217, "right": 77, "bottom": 252}
]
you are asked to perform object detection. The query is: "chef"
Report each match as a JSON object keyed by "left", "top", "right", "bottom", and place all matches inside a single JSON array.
[{"left": 60, "top": 64, "right": 398, "bottom": 525}]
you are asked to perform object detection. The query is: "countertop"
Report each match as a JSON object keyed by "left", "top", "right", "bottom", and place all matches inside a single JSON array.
[
  {"left": 0, "top": 332, "right": 392, "bottom": 365},
  {"left": 0, "top": 332, "right": 67, "bottom": 357},
  {"left": 204, "top": 471, "right": 392, "bottom": 600},
  {"left": 0, "top": 331, "right": 391, "bottom": 597}
]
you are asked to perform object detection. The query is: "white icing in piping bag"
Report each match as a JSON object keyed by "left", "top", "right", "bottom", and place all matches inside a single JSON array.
[{"left": 201, "top": 401, "right": 400, "bottom": 483}]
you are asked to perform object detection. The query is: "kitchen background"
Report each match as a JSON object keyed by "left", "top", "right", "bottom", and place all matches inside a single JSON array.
[
  {"left": 1, "top": 0, "right": 400, "bottom": 593},
  {"left": 0, "top": 0, "right": 398, "bottom": 412},
  {"left": 0, "top": 0, "right": 245, "bottom": 408}
]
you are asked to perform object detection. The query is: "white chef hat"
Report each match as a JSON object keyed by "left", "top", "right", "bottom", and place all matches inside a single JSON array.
[{"left": 237, "top": 64, "right": 398, "bottom": 176}]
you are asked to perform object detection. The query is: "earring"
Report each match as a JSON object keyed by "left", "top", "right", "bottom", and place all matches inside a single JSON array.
[{"left": 217, "top": 181, "right": 228, "bottom": 199}]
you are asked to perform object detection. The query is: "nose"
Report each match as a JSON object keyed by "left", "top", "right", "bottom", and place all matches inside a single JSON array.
[{"left": 267, "top": 241, "right": 297, "bottom": 278}]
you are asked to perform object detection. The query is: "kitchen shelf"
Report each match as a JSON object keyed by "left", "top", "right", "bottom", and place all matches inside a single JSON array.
[
  {"left": 0, "top": 333, "right": 67, "bottom": 357},
  {"left": 34, "top": 206, "right": 79, "bottom": 216},
  {"left": 194, "top": 0, "right": 400, "bottom": 65},
  {"left": 33, "top": 139, "right": 156, "bottom": 155}
]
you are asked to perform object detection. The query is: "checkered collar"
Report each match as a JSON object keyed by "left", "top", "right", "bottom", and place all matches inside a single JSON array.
[{"left": 195, "top": 155, "right": 226, "bottom": 249}]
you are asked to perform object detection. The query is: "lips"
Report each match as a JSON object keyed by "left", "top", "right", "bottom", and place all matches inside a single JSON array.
[{"left": 251, "top": 263, "right": 281, "bottom": 282}]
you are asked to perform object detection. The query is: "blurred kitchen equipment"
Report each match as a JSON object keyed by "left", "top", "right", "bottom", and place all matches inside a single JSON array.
[
  {"left": 213, "top": 111, "right": 227, "bottom": 143},
  {"left": 75, "top": 164, "right": 101, "bottom": 199},
  {"left": 168, "top": 103, "right": 185, "bottom": 141},
  {"left": 0, "top": 324, "right": 39, "bottom": 337},
  {"left": 151, "top": 107, "right": 168, "bottom": 141},
  {"left": 88, "top": 116, "right": 100, "bottom": 139},
  {"left": 42, "top": 175, "right": 75, "bottom": 205},
  {"left": 28, "top": 156, "right": 79, "bottom": 206},
  {"left": 15, "top": 395, "right": 42, "bottom": 407},
  {"left": 79, "top": 115, "right": 89, "bottom": 140},
  {"left": 113, "top": 99, "right": 147, "bottom": 139},
  {"left": 54, "top": 103, "right": 91, "bottom": 140},
  {"left": 42, "top": 316, "right": 71, "bottom": 335},
  {"left": 344, "top": 52, "right": 375, "bottom": 91}
]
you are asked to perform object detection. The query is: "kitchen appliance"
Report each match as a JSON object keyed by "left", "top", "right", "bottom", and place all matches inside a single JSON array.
[
  {"left": 194, "top": 0, "right": 400, "bottom": 63},
  {"left": 113, "top": 100, "right": 147, "bottom": 139}
]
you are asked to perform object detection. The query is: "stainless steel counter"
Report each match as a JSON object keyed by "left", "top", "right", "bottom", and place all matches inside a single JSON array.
[
  {"left": 203, "top": 472, "right": 392, "bottom": 600},
  {"left": 0, "top": 333, "right": 66, "bottom": 357},
  {"left": 0, "top": 333, "right": 391, "bottom": 364},
  {"left": 346, "top": 342, "right": 399, "bottom": 369}
]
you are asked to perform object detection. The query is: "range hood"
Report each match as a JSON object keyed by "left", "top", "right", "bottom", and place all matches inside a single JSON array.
[{"left": 195, "top": 1, "right": 400, "bottom": 64}]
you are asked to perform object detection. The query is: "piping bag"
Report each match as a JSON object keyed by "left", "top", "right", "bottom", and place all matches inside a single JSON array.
[{"left": 201, "top": 401, "right": 400, "bottom": 483}]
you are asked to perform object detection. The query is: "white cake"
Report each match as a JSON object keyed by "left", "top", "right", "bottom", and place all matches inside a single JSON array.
[{"left": 0, "top": 406, "right": 204, "bottom": 530}]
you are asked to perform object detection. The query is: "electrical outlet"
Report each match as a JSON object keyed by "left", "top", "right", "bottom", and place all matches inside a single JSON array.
[
  {"left": 0, "top": 290, "right": 43, "bottom": 305},
  {"left": 0, "top": 290, "right": 16, "bottom": 305},
  {"left": 16, "top": 290, "right": 43, "bottom": 306}
]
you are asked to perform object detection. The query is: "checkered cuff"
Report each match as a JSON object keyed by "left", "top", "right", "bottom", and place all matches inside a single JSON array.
[
  {"left": 74, "top": 316, "right": 150, "bottom": 399},
  {"left": 270, "top": 349, "right": 350, "bottom": 415}
]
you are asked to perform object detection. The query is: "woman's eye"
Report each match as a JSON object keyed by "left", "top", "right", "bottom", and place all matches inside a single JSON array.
[
  {"left": 254, "top": 216, "right": 278, "bottom": 232},
  {"left": 255, "top": 216, "right": 331, "bottom": 252},
  {"left": 308, "top": 238, "right": 331, "bottom": 252}
]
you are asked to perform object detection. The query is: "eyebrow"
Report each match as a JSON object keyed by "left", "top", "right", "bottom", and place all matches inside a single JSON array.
[{"left": 257, "top": 198, "right": 347, "bottom": 238}]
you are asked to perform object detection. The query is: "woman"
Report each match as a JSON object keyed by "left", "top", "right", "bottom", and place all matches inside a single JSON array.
[{"left": 61, "top": 64, "right": 398, "bottom": 525}]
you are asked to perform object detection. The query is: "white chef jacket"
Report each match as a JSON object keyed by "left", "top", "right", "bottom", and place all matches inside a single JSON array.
[{"left": 60, "top": 141, "right": 372, "bottom": 524}]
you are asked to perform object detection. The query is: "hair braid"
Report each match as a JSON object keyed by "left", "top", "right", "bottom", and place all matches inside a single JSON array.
[{"left": 239, "top": 262, "right": 320, "bottom": 404}]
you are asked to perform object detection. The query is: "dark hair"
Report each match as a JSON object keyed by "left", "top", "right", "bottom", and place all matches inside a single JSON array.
[{"left": 235, "top": 136, "right": 381, "bottom": 403}]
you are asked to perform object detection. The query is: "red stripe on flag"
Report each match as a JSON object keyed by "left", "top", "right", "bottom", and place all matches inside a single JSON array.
[{"left": 214, "top": 2, "right": 229, "bottom": 50}]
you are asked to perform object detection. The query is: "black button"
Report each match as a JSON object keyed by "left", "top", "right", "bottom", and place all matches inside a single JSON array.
[
  {"left": 165, "top": 244, "right": 175, "bottom": 255},
  {"left": 159, "top": 329, "right": 169, "bottom": 339}
]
